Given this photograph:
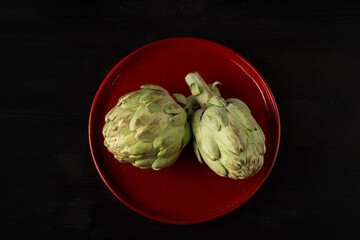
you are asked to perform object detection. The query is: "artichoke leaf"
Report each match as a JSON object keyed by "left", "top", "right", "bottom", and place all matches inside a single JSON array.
[
  {"left": 191, "top": 109, "right": 204, "bottom": 135},
  {"left": 202, "top": 108, "right": 221, "bottom": 131},
  {"left": 157, "top": 141, "right": 182, "bottom": 158},
  {"left": 182, "top": 122, "right": 192, "bottom": 148},
  {"left": 153, "top": 125, "right": 184, "bottom": 150},
  {"left": 200, "top": 149, "right": 227, "bottom": 177},
  {"left": 172, "top": 93, "right": 187, "bottom": 105},
  {"left": 196, "top": 122, "right": 220, "bottom": 160},
  {"left": 152, "top": 152, "right": 180, "bottom": 170},
  {"left": 226, "top": 98, "right": 251, "bottom": 113},
  {"left": 133, "top": 157, "right": 157, "bottom": 168},
  {"left": 139, "top": 89, "right": 165, "bottom": 104},
  {"left": 193, "top": 140, "right": 203, "bottom": 164},
  {"left": 164, "top": 103, "right": 183, "bottom": 114},
  {"left": 226, "top": 103, "right": 257, "bottom": 131},
  {"left": 168, "top": 112, "right": 187, "bottom": 127},
  {"left": 127, "top": 141, "right": 156, "bottom": 156}
]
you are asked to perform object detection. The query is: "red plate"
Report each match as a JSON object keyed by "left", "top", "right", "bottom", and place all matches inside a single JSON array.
[{"left": 89, "top": 38, "right": 280, "bottom": 224}]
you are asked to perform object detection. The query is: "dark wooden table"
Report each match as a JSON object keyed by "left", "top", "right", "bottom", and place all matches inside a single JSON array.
[{"left": 2, "top": 1, "right": 359, "bottom": 239}]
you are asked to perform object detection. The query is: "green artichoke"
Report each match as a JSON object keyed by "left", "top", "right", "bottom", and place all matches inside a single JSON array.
[
  {"left": 102, "top": 84, "right": 191, "bottom": 170},
  {"left": 185, "top": 72, "right": 266, "bottom": 179}
]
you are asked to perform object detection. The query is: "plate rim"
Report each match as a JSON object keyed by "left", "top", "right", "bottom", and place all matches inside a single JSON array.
[{"left": 88, "top": 37, "right": 281, "bottom": 225}]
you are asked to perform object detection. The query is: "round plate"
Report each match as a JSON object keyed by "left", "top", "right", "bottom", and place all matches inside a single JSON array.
[{"left": 89, "top": 38, "right": 280, "bottom": 224}]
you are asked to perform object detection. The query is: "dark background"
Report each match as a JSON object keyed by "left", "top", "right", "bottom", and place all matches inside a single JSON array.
[{"left": 1, "top": 0, "right": 360, "bottom": 239}]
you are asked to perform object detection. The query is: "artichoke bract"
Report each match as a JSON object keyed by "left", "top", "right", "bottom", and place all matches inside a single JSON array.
[
  {"left": 102, "top": 85, "right": 191, "bottom": 170},
  {"left": 185, "top": 72, "right": 266, "bottom": 179}
]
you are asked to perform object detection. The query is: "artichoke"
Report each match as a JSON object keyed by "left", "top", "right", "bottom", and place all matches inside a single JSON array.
[
  {"left": 185, "top": 72, "right": 266, "bottom": 179},
  {"left": 102, "top": 84, "right": 191, "bottom": 170}
]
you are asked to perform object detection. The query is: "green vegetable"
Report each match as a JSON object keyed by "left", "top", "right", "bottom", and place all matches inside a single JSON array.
[
  {"left": 185, "top": 72, "right": 266, "bottom": 179},
  {"left": 102, "top": 85, "right": 191, "bottom": 170}
]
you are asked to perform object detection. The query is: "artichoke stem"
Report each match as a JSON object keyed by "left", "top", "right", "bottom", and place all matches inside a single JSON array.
[{"left": 185, "top": 72, "right": 215, "bottom": 108}]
